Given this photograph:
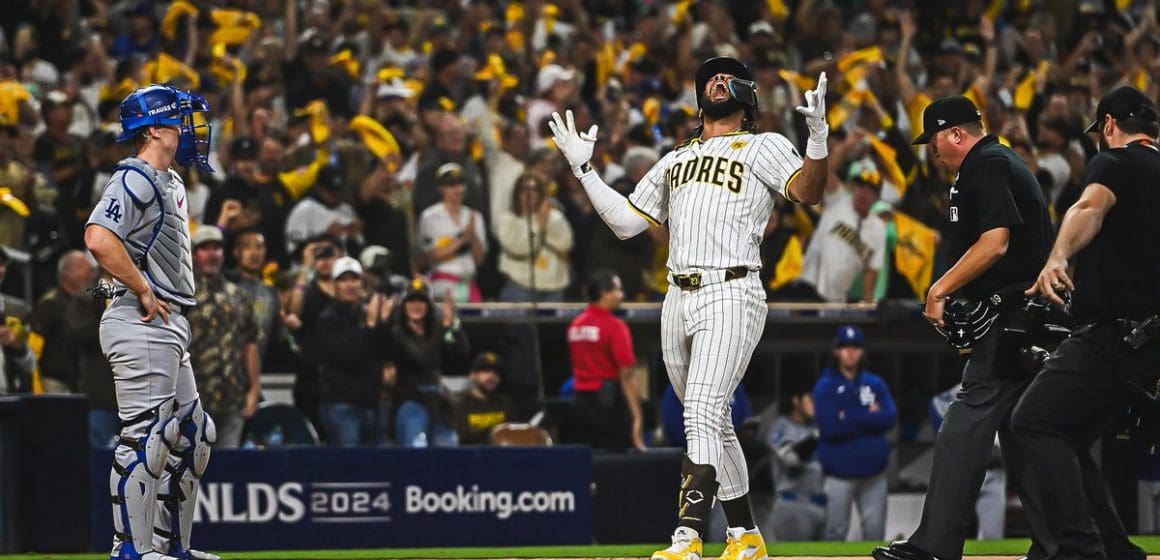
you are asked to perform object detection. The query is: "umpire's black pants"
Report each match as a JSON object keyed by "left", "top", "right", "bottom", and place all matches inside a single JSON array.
[
  {"left": 1012, "top": 322, "right": 1160, "bottom": 560},
  {"left": 909, "top": 324, "right": 1037, "bottom": 560}
]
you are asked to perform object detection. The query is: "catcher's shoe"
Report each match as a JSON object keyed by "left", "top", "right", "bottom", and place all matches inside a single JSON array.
[
  {"left": 651, "top": 527, "right": 703, "bottom": 560},
  {"left": 719, "top": 527, "right": 767, "bottom": 560},
  {"left": 184, "top": 550, "right": 221, "bottom": 560},
  {"left": 871, "top": 540, "right": 942, "bottom": 560},
  {"left": 111, "top": 551, "right": 181, "bottom": 560}
]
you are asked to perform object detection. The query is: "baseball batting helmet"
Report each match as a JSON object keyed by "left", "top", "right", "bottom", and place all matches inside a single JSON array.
[
  {"left": 695, "top": 57, "right": 758, "bottom": 111},
  {"left": 118, "top": 84, "right": 214, "bottom": 172}
]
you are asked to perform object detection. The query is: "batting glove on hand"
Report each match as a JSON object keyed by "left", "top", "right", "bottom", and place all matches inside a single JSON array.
[
  {"left": 548, "top": 110, "right": 598, "bottom": 176},
  {"left": 795, "top": 72, "right": 829, "bottom": 160}
]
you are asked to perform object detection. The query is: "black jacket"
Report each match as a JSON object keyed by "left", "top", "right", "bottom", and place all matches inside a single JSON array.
[{"left": 315, "top": 301, "right": 386, "bottom": 406}]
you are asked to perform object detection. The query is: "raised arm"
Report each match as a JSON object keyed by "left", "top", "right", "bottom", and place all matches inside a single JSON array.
[
  {"left": 787, "top": 73, "right": 830, "bottom": 205},
  {"left": 549, "top": 110, "right": 653, "bottom": 239}
]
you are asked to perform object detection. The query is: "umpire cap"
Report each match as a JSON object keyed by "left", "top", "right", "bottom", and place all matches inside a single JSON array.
[
  {"left": 695, "top": 57, "right": 757, "bottom": 110},
  {"left": 1084, "top": 85, "right": 1159, "bottom": 133},
  {"left": 911, "top": 96, "right": 982, "bottom": 145}
]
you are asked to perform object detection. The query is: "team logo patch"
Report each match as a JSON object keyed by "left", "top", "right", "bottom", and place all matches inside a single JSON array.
[
  {"left": 730, "top": 140, "right": 748, "bottom": 150},
  {"left": 950, "top": 206, "right": 959, "bottom": 222}
]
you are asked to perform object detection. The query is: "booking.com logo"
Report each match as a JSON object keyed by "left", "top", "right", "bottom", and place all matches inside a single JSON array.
[{"left": 404, "top": 485, "right": 576, "bottom": 520}]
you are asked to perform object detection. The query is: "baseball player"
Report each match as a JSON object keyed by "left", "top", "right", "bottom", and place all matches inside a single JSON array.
[
  {"left": 85, "top": 84, "right": 219, "bottom": 560},
  {"left": 550, "top": 57, "right": 830, "bottom": 560}
]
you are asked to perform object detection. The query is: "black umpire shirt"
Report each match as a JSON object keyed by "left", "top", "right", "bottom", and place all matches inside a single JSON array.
[
  {"left": 946, "top": 135, "right": 1053, "bottom": 299},
  {"left": 1070, "top": 140, "right": 1160, "bottom": 323}
]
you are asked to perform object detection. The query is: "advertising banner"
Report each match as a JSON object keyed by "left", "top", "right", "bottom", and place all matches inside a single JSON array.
[{"left": 90, "top": 446, "right": 591, "bottom": 551}]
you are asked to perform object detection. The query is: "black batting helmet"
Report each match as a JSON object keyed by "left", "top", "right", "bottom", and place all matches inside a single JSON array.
[{"left": 695, "top": 57, "right": 758, "bottom": 111}]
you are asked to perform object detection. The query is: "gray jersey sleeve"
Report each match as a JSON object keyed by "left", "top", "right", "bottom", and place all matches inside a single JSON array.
[{"left": 87, "top": 167, "right": 158, "bottom": 239}]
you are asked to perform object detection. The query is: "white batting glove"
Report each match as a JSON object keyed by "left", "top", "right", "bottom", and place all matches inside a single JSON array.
[
  {"left": 795, "top": 72, "right": 829, "bottom": 160},
  {"left": 548, "top": 110, "right": 598, "bottom": 176}
]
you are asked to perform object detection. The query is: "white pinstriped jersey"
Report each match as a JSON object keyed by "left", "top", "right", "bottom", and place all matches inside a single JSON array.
[{"left": 628, "top": 131, "right": 803, "bottom": 272}]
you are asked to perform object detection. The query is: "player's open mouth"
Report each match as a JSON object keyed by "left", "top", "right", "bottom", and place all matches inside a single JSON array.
[{"left": 711, "top": 82, "right": 729, "bottom": 100}]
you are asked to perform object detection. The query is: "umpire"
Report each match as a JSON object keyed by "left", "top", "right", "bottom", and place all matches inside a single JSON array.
[
  {"left": 874, "top": 96, "right": 1054, "bottom": 560},
  {"left": 1011, "top": 86, "right": 1160, "bottom": 560}
]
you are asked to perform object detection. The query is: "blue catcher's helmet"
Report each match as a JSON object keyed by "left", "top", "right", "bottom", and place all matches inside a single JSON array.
[{"left": 117, "top": 84, "right": 214, "bottom": 171}]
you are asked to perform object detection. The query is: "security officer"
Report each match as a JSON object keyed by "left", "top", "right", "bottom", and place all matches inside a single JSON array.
[
  {"left": 1011, "top": 86, "right": 1160, "bottom": 560},
  {"left": 874, "top": 95, "right": 1054, "bottom": 560}
]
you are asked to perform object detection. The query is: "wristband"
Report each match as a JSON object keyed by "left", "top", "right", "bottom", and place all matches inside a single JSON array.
[
  {"left": 573, "top": 161, "right": 593, "bottom": 177},
  {"left": 805, "top": 136, "right": 829, "bottom": 160}
]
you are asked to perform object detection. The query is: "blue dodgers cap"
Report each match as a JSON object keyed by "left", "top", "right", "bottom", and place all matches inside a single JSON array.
[{"left": 835, "top": 325, "right": 865, "bottom": 347}]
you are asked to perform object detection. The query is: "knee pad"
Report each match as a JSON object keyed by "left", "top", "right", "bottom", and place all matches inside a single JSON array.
[
  {"left": 178, "top": 399, "right": 215, "bottom": 478},
  {"left": 120, "top": 398, "right": 181, "bottom": 478}
]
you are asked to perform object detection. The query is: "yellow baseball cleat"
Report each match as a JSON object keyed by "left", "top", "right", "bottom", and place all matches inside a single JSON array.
[
  {"left": 718, "top": 527, "right": 767, "bottom": 560},
  {"left": 651, "top": 527, "right": 703, "bottom": 560}
]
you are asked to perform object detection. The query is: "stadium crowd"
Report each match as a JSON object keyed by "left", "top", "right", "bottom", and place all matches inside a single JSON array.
[{"left": 1, "top": 0, "right": 1160, "bottom": 535}]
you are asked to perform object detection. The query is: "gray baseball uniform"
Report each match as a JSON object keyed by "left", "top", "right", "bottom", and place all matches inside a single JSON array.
[
  {"left": 89, "top": 156, "right": 213, "bottom": 560},
  {"left": 766, "top": 415, "right": 826, "bottom": 541}
]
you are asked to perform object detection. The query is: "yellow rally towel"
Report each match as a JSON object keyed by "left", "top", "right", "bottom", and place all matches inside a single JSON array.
[
  {"left": 293, "top": 100, "right": 331, "bottom": 145},
  {"left": 0, "top": 187, "right": 31, "bottom": 217},
  {"left": 839, "top": 46, "right": 881, "bottom": 86},
  {"left": 893, "top": 211, "right": 938, "bottom": 299},
  {"left": 161, "top": 0, "right": 199, "bottom": 40},
  {"left": 0, "top": 80, "right": 32, "bottom": 127},
  {"left": 867, "top": 136, "right": 908, "bottom": 196},
  {"left": 673, "top": 0, "right": 692, "bottom": 25},
  {"left": 378, "top": 67, "right": 405, "bottom": 82},
  {"left": 962, "top": 82, "right": 989, "bottom": 130},
  {"left": 142, "top": 52, "right": 201, "bottom": 90},
  {"left": 543, "top": 3, "right": 559, "bottom": 35},
  {"left": 905, "top": 92, "right": 932, "bottom": 145},
  {"left": 210, "top": 43, "right": 247, "bottom": 85},
  {"left": 27, "top": 328, "right": 43, "bottom": 395},
  {"left": 766, "top": 0, "right": 789, "bottom": 20},
  {"left": 778, "top": 70, "right": 817, "bottom": 93},
  {"left": 769, "top": 235, "right": 803, "bottom": 291},
  {"left": 827, "top": 88, "right": 866, "bottom": 129},
  {"left": 209, "top": 8, "right": 261, "bottom": 46},
  {"left": 330, "top": 49, "right": 360, "bottom": 80},
  {"left": 279, "top": 147, "right": 330, "bottom": 201},
  {"left": 349, "top": 115, "right": 402, "bottom": 168}
]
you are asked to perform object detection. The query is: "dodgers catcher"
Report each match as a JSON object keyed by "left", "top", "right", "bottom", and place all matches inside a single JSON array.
[{"left": 85, "top": 84, "right": 219, "bottom": 560}]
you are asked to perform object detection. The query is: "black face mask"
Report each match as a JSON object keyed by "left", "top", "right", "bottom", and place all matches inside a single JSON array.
[{"left": 700, "top": 94, "right": 745, "bottom": 120}]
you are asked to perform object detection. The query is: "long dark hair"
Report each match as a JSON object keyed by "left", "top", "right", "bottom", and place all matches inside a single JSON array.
[
  {"left": 688, "top": 107, "right": 760, "bottom": 143},
  {"left": 509, "top": 172, "right": 548, "bottom": 216}
]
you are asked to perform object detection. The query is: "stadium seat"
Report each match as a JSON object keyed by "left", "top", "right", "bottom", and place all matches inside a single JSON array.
[
  {"left": 240, "top": 403, "right": 321, "bottom": 447},
  {"left": 490, "top": 422, "right": 553, "bottom": 446}
]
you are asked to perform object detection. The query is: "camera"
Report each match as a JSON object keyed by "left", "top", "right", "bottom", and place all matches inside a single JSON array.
[
  {"left": 313, "top": 245, "right": 337, "bottom": 259},
  {"left": 996, "top": 295, "right": 1073, "bottom": 377}
]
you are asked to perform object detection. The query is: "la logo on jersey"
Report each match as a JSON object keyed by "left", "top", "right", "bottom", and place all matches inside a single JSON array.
[{"left": 950, "top": 207, "right": 959, "bottom": 222}]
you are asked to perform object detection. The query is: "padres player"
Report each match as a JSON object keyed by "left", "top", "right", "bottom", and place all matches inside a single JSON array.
[
  {"left": 85, "top": 84, "right": 219, "bottom": 560},
  {"left": 550, "top": 57, "right": 830, "bottom": 560}
]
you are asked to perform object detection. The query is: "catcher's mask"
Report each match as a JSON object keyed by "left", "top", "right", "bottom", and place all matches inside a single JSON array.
[
  {"left": 695, "top": 57, "right": 758, "bottom": 111},
  {"left": 937, "top": 298, "right": 1000, "bottom": 350}
]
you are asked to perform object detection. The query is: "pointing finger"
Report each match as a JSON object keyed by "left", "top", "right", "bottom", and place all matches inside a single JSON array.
[
  {"left": 566, "top": 109, "right": 576, "bottom": 134},
  {"left": 547, "top": 120, "right": 561, "bottom": 139},
  {"left": 551, "top": 111, "right": 566, "bottom": 132}
]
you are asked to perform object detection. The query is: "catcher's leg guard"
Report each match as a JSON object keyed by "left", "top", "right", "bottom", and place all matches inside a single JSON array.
[
  {"left": 154, "top": 399, "right": 218, "bottom": 560},
  {"left": 110, "top": 399, "right": 181, "bottom": 560}
]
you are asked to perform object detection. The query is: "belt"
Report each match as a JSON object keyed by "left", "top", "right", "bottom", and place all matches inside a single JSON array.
[
  {"left": 670, "top": 266, "right": 750, "bottom": 291},
  {"left": 112, "top": 289, "right": 191, "bottom": 315},
  {"left": 778, "top": 490, "right": 827, "bottom": 507}
]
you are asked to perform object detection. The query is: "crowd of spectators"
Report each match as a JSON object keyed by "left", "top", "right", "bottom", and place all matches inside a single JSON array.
[{"left": 0, "top": 0, "right": 1157, "bottom": 471}]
